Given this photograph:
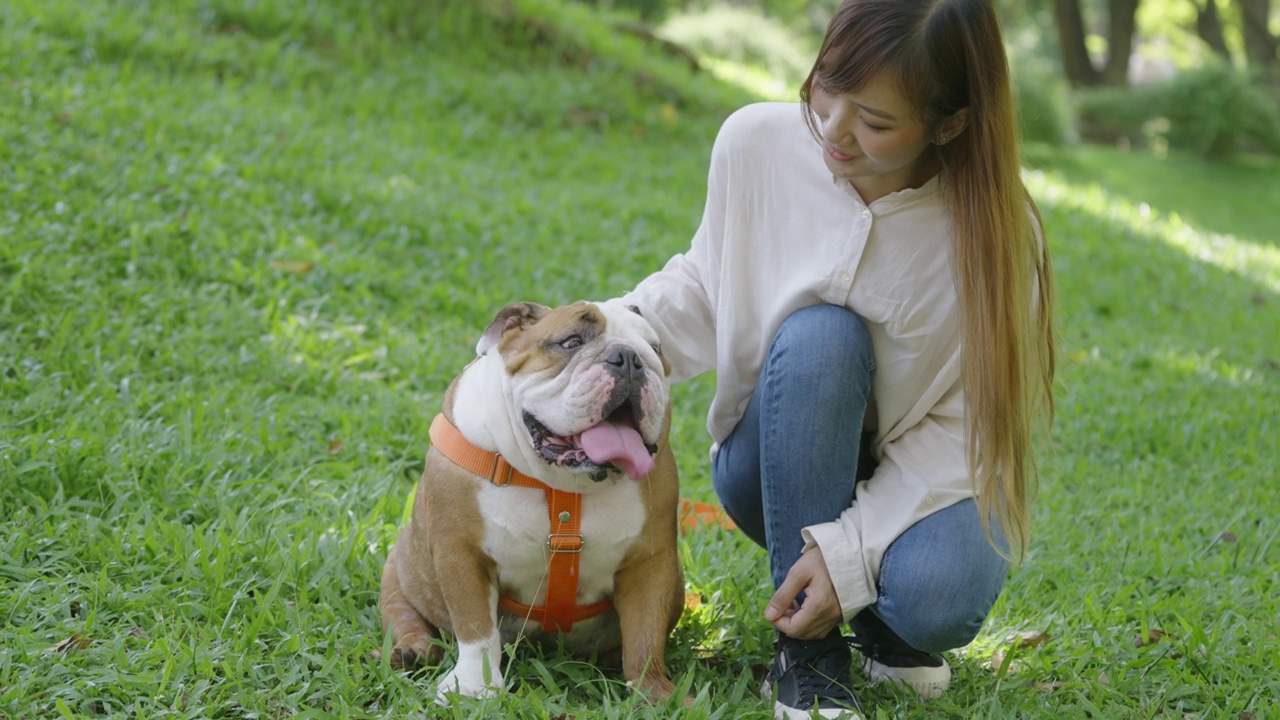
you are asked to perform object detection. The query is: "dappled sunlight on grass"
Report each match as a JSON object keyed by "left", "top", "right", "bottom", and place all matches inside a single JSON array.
[
  {"left": 5, "top": 0, "right": 1278, "bottom": 714},
  {"left": 1025, "top": 168, "right": 1280, "bottom": 294},
  {"left": 697, "top": 57, "right": 795, "bottom": 102},
  {"left": 1152, "top": 347, "right": 1265, "bottom": 386}
]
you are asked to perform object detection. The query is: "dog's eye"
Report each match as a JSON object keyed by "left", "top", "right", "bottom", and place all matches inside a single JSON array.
[
  {"left": 559, "top": 335, "right": 584, "bottom": 350},
  {"left": 650, "top": 343, "right": 662, "bottom": 356}
]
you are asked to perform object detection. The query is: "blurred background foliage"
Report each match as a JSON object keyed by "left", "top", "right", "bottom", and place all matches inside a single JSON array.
[{"left": 581, "top": 0, "right": 1280, "bottom": 161}]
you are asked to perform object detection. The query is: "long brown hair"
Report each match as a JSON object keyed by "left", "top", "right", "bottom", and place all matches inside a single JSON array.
[{"left": 801, "top": 0, "right": 1056, "bottom": 557}]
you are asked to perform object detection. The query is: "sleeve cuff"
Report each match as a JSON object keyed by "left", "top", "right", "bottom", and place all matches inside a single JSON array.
[{"left": 802, "top": 521, "right": 876, "bottom": 620}]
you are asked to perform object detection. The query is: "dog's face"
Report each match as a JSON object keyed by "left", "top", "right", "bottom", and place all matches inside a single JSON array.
[{"left": 476, "top": 301, "right": 670, "bottom": 483}]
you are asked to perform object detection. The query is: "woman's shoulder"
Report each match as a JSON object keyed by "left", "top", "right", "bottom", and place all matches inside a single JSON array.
[
  {"left": 712, "top": 102, "right": 811, "bottom": 163},
  {"left": 718, "top": 102, "right": 806, "bottom": 140}
]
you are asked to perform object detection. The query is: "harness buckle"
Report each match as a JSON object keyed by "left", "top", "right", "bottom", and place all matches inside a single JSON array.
[
  {"left": 546, "top": 533, "right": 584, "bottom": 554},
  {"left": 488, "top": 456, "right": 514, "bottom": 486}
]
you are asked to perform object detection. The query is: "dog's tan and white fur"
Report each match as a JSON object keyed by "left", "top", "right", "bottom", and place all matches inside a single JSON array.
[{"left": 379, "top": 301, "right": 684, "bottom": 705}]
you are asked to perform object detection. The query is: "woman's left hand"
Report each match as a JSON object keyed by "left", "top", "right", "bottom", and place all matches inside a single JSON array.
[{"left": 764, "top": 546, "right": 843, "bottom": 640}]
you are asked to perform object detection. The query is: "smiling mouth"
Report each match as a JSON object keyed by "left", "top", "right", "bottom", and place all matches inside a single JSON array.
[
  {"left": 522, "top": 407, "right": 657, "bottom": 482},
  {"left": 826, "top": 144, "right": 857, "bottom": 162}
]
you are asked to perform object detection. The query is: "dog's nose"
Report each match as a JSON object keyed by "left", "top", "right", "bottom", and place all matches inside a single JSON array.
[{"left": 605, "top": 347, "right": 644, "bottom": 376}]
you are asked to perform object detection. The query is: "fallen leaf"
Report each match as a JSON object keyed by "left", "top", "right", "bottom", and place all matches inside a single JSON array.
[
  {"left": 1035, "top": 680, "right": 1066, "bottom": 693},
  {"left": 328, "top": 438, "right": 344, "bottom": 455},
  {"left": 989, "top": 649, "right": 1015, "bottom": 675},
  {"left": 1067, "top": 350, "right": 1090, "bottom": 364},
  {"left": 1134, "top": 629, "right": 1171, "bottom": 647},
  {"left": 1218, "top": 531, "right": 1238, "bottom": 542},
  {"left": 1015, "top": 630, "right": 1051, "bottom": 649},
  {"left": 678, "top": 498, "right": 737, "bottom": 536},
  {"left": 46, "top": 634, "right": 92, "bottom": 654},
  {"left": 128, "top": 627, "right": 150, "bottom": 640},
  {"left": 1098, "top": 671, "right": 1109, "bottom": 685},
  {"left": 1240, "top": 712, "right": 1256, "bottom": 720},
  {"left": 683, "top": 592, "right": 702, "bottom": 612},
  {"left": 269, "top": 259, "right": 314, "bottom": 274},
  {"left": 1251, "top": 293, "right": 1267, "bottom": 306}
]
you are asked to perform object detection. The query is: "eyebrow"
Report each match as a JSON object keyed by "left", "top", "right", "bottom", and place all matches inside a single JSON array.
[{"left": 855, "top": 102, "right": 899, "bottom": 121}]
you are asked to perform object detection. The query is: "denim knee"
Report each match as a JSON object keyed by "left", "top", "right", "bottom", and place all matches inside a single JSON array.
[
  {"left": 875, "top": 500, "right": 1009, "bottom": 652},
  {"left": 886, "top": 599, "right": 991, "bottom": 653},
  {"left": 772, "top": 305, "right": 875, "bottom": 378}
]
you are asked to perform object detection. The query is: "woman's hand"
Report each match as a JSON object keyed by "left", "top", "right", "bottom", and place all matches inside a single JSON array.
[{"left": 763, "top": 546, "right": 843, "bottom": 640}]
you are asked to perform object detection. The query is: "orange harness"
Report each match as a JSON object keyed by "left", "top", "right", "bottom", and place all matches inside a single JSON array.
[{"left": 427, "top": 414, "right": 613, "bottom": 633}]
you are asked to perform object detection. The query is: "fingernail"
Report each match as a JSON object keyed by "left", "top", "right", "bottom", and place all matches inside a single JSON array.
[{"left": 764, "top": 607, "right": 778, "bottom": 621}]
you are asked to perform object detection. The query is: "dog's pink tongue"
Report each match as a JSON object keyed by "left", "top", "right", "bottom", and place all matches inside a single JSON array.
[{"left": 579, "top": 421, "right": 654, "bottom": 479}]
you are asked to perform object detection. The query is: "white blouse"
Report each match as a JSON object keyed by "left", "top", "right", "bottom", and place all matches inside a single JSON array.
[{"left": 616, "top": 102, "right": 976, "bottom": 618}]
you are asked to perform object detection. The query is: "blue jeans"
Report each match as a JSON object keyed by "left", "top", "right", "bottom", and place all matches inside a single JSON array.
[{"left": 712, "top": 304, "right": 1008, "bottom": 652}]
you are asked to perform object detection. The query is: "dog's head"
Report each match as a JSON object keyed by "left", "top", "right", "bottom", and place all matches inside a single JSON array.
[{"left": 476, "top": 300, "right": 671, "bottom": 483}]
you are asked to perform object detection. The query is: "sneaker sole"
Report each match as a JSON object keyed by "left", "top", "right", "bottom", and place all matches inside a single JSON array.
[
  {"left": 761, "top": 678, "right": 865, "bottom": 720},
  {"left": 864, "top": 657, "right": 950, "bottom": 700}
]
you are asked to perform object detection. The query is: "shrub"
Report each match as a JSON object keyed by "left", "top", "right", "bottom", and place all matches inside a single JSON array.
[
  {"left": 1156, "top": 62, "right": 1280, "bottom": 160},
  {"left": 1073, "top": 62, "right": 1280, "bottom": 160},
  {"left": 1073, "top": 85, "right": 1158, "bottom": 147},
  {"left": 1012, "top": 60, "right": 1071, "bottom": 146}
]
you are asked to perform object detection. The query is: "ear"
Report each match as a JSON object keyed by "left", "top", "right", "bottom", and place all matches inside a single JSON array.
[
  {"left": 935, "top": 108, "right": 970, "bottom": 145},
  {"left": 476, "top": 302, "right": 551, "bottom": 355}
]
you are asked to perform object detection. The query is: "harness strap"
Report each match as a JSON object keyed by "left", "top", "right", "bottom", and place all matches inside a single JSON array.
[{"left": 428, "top": 413, "right": 613, "bottom": 632}]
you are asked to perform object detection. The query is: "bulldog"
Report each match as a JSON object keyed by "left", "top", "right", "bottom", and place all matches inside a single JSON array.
[{"left": 379, "top": 300, "right": 685, "bottom": 706}]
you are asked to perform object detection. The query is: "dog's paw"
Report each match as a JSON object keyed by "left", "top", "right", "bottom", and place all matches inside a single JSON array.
[
  {"left": 434, "top": 663, "right": 503, "bottom": 705},
  {"left": 631, "top": 674, "right": 694, "bottom": 707},
  {"left": 389, "top": 646, "right": 432, "bottom": 672},
  {"left": 389, "top": 636, "right": 444, "bottom": 672}
]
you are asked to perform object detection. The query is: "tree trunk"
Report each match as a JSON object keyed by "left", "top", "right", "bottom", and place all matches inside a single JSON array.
[
  {"left": 1192, "top": 0, "right": 1233, "bottom": 60},
  {"left": 1102, "top": 0, "right": 1140, "bottom": 85},
  {"left": 1236, "top": 0, "right": 1278, "bottom": 75},
  {"left": 1054, "top": 0, "right": 1103, "bottom": 87}
]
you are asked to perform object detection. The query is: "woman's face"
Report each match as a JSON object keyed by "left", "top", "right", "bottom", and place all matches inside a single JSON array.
[{"left": 809, "top": 71, "right": 937, "bottom": 203}]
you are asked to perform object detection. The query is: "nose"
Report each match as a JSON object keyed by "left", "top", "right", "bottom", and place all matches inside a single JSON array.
[
  {"left": 822, "top": 98, "right": 855, "bottom": 145},
  {"left": 605, "top": 347, "right": 644, "bottom": 378}
]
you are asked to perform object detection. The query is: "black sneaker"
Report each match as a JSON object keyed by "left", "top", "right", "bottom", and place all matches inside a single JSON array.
[
  {"left": 763, "top": 630, "right": 864, "bottom": 719},
  {"left": 850, "top": 610, "right": 950, "bottom": 700}
]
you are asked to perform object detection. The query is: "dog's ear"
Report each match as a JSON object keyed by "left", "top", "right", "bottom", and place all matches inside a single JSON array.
[{"left": 476, "top": 302, "right": 551, "bottom": 355}]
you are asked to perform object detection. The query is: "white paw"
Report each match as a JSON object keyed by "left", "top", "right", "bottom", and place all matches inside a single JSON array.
[{"left": 433, "top": 662, "right": 503, "bottom": 705}]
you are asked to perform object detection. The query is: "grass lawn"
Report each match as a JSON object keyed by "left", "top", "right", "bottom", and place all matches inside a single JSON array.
[{"left": 2, "top": 1, "right": 1278, "bottom": 718}]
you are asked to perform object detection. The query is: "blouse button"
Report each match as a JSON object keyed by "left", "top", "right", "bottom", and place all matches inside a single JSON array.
[{"left": 861, "top": 209, "right": 871, "bottom": 219}]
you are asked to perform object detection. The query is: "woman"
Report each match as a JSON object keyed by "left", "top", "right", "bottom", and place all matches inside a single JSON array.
[{"left": 616, "top": 0, "right": 1056, "bottom": 716}]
